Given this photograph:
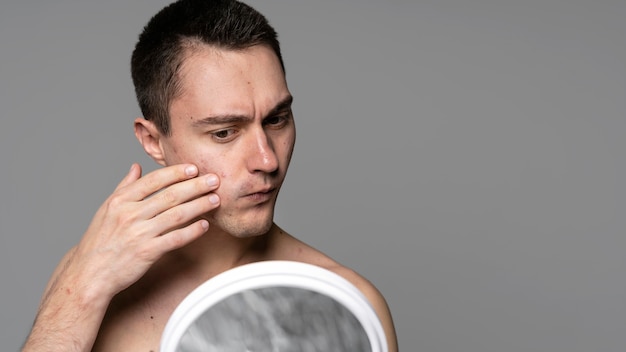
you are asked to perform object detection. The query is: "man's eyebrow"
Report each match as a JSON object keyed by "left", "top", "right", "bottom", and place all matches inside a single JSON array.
[
  {"left": 192, "top": 114, "right": 251, "bottom": 126},
  {"left": 266, "top": 95, "right": 294, "bottom": 117},
  {"left": 192, "top": 95, "right": 294, "bottom": 127}
]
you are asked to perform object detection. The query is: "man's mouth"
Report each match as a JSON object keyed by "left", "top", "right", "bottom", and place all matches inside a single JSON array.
[{"left": 242, "top": 187, "right": 276, "bottom": 203}]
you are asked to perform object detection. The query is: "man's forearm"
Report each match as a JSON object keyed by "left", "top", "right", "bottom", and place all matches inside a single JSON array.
[{"left": 22, "top": 274, "right": 110, "bottom": 352}]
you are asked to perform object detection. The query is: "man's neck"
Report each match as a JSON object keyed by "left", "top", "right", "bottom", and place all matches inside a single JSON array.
[{"left": 167, "top": 223, "right": 277, "bottom": 277}]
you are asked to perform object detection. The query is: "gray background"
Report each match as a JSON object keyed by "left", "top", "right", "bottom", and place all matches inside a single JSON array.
[{"left": 1, "top": 0, "right": 624, "bottom": 351}]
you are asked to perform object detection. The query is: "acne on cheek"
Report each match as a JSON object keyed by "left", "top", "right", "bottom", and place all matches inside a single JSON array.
[
  {"left": 198, "top": 166, "right": 227, "bottom": 180},
  {"left": 191, "top": 152, "right": 224, "bottom": 178},
  {"left": 199, "top": 165, "right": 228, "bottom": 181}
]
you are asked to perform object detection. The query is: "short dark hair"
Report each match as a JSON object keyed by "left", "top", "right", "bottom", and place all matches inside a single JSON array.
[{"left": 131, "top": 0, "right": 284, "bottom": 135}]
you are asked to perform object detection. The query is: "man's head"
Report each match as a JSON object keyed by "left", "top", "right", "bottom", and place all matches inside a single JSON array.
[
  {"left": 132, "top": 0, "right": 295, "bottom": 238},
  {"left": 131, "top": 0, "right": 284, "bottom": 135}
]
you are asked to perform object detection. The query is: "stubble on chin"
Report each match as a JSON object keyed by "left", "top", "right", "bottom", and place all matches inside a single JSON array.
[{"left": 205, "top": 207, "right": 275, "bottom": 239}]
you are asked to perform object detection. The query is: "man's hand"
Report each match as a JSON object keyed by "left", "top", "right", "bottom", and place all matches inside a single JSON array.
[
  {"left": 69, "top": 163, "right": 220, "bottom": 298},
  {"left": 23, "top": 163, "right": 220, "bottom": 352}
]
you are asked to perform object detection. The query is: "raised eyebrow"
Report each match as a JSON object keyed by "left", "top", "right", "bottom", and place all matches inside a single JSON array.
[
  {"left": 192, "top": 95, "right": 293, "bottom": 126},
  {"left": 265, "top": 95, "right": 294, "bottom": 118},
  {"left": 192, "top": 114, "right": 251, "bottom": 127}
]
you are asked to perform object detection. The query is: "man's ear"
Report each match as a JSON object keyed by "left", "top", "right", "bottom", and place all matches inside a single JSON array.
[{"left": 134, "top": 117, "right": 167, "bottom": 166}]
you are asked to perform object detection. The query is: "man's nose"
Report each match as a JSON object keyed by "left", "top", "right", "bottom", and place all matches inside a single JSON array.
[{"left": 246, "top": 129, "right": 279, "bottom": 174}]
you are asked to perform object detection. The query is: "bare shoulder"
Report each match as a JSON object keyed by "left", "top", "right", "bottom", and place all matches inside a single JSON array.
[
  {"left": 270, "top": 228, "right": 398, "bottom": 351},
  {"left": 325, "top": 265, "right": 398, "bottom": 352}
]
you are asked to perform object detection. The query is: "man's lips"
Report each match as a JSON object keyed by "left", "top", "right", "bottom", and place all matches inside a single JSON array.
[{"left": 242, "top": 187, "right": 276, "bottom": 202}]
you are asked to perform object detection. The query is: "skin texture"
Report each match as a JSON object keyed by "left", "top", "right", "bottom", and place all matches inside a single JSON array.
[{"left": 22, "top": 45, "right": 397, "bottom": 352}]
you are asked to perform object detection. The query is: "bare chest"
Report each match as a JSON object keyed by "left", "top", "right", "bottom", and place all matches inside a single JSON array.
[{"left": 93, "top": 281, "right": 195, "bottom": 351}]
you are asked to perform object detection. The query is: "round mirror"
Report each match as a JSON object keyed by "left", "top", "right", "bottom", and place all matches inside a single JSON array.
[{"left": 161, "top": 261, "right": 387, "bottom": 352}]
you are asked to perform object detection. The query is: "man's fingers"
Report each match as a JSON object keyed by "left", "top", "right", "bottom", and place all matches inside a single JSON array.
[
  {"left": 148, "top": 192, "right": 220, "bottom": 236},
  {"left": 140, "top": 173, "right": 220, "bottom": 219},
  {"left": 118, "top": 164, "right": 200, "bottom": 202},
  {"left": 155, "top": 219, "right": 210, "bottom": 252}
]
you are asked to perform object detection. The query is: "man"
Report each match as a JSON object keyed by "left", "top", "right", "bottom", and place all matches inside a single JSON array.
[{"left": 22, "top": 0, "right": 398, "bottom": 351}]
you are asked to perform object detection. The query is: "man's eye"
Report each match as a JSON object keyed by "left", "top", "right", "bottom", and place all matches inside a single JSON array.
[
  {"left": 210, "top": 128, "right": 237, "bottom": 141},
  {"left": 264, "top": 113, "right": 290, "bottom": 127}
]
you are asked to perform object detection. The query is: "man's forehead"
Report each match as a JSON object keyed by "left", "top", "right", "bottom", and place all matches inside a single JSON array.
[{"left": 171, "top": 44, "right": 289, "bottom": 119}]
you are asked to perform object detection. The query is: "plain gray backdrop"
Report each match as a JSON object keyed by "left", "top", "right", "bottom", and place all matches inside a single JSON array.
[{"left": 1, "top": 1, "right": 624, "bottom": 351}]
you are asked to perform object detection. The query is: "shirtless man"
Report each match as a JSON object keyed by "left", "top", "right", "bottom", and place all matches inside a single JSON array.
[{"left": 22, "top": 1, "right": 398, "bottom": 351}]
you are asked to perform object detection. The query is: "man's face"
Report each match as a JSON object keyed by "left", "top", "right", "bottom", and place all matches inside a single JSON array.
[{"left": 159, "top": 45, "right": 295, "bottom": 238}]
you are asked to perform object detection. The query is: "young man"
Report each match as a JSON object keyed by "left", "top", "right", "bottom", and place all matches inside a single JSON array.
[{"left": 22, "top": 1, "right": 397, "bottom": 351}]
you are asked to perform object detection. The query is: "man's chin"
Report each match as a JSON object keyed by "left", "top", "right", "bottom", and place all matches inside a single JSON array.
[
  {"left": 202, "top": 202, "right": 276, "bottom": 237},
  {"left": 209, "top": 216, "right": 274, "bottom": 239}
]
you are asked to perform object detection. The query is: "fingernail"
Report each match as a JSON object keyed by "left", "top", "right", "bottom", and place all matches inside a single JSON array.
[
  {"left": 185, "top": 165, "right": 198, "bottom": 176},
  {"left": 208, "top": 194, "right": 220, "bottom": 204},
  {"left": 201, "top": 220, "right": 209, "bottom": 230},
  {"left": 206, "top": 175, "right": 219, "bottom": 186}
]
